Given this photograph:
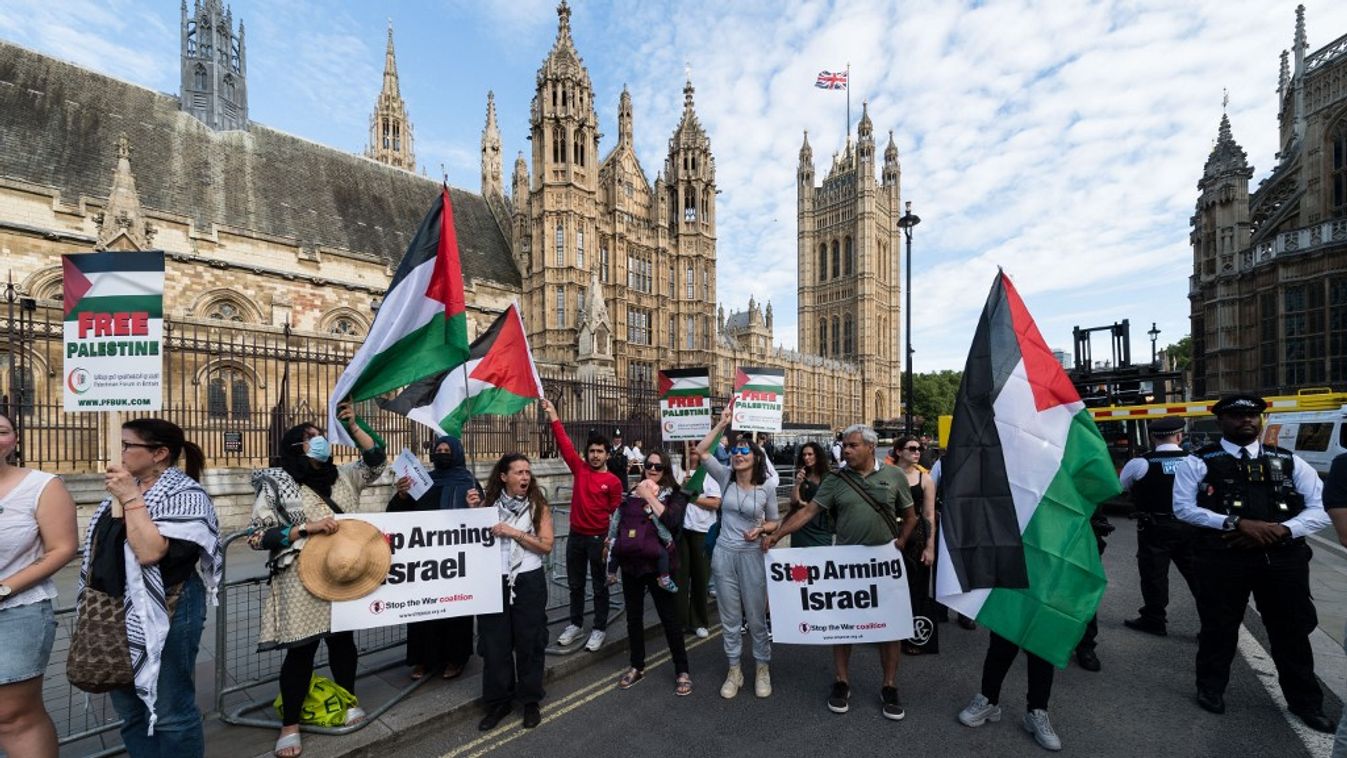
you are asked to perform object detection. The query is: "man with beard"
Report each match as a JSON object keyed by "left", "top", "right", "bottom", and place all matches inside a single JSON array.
[{"left": 1172, "top": 394, "right": 1331, "bottom": 732}]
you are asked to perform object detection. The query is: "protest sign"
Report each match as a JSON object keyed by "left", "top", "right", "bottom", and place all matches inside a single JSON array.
[
  {"left": 732, "top": 366, "right": 785, "bottom": 433},
  {"left": 331, "top": 509, "right": 502, "bottom": 632},
  {"left": 764, "top": 543, "right": 913, "bottom": 644},
  {"left": 658, "top": 367, "right": 712, "bottom": 442},
  {"left": 391, "top": 447, "right": 434, "bottom": 500},
  {"left": 61, "top": 251, "right": 165, "bottom": 412}
]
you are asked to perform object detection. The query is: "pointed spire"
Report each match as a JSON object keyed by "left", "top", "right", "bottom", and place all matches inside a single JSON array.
[
  {"left": 799, "top": 130, "right": 813, "bottom": 165},
  {"left": 858, "top": 100, "right": 873, "bottom": 138},
  {"left": 1201, "top": 112, "right": 1252, "bottom": 187},
  {"left": 481, "top": 91, "right": 503, "bottom": 198},
  {"left": 1293, "top": 4, "right": 1307, "bottom": 74},
  {"left": 368, "top": 22, "right": 414, "bottom": 169},
  {"left": 96, "top": 133, "right": 154, "bottom": 251},
  {"left": 382, "top": 19, "right": 400, "bottom": 96},
  {"left": 884, "top": 130, "right": 898, "bottom": 162},
  {"left": 558, "top": 0, "right": 572, "bottom": 40},
  {"left": 1279, "top": 49, "right": 1290, "bottom": 97},
  {"left": 618, "top": 85, "right": 633, "bottom": 146}
]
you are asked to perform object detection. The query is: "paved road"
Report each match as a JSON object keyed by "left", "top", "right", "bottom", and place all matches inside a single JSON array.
[{"left": 396, "top": 522, "right": 1339, "bottom": 758}]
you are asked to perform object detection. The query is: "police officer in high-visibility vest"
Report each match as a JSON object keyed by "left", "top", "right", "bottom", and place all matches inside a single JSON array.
[
  {"left": 1172, "top": 394, "right": 1333, "bottom": 732},
  {"left": 1119, "top": 416, "right": 1200, "bottom": 637}
]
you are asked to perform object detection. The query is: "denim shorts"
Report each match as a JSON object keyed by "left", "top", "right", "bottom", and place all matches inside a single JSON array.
[{"left": 0, "top": 599, "right": 57, "bottom": 685}]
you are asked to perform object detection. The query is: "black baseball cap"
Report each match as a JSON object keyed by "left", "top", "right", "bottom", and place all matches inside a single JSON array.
[
  {"left": 1148, "top": 417, "right": 1185, "bottom": 435},
  {"left": 1211, "top": 394, "right": 1267, "bottom": 416}
]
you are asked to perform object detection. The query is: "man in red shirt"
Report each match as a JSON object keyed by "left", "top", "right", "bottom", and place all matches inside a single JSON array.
[{"left": 542, "top": 399, "right": 623, "bottom": 651}]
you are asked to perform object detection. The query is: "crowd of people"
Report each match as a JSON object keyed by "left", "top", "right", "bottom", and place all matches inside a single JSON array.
[{"left": 3, "top": 390, "right": 1347, "bottom": 757}]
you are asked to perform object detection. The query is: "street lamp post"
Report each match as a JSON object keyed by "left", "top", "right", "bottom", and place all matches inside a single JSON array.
[
  {"left": 897, "top": 201, "right": 921, "bottom": 436},
  {"left": 1147, "top": 322, "right": 1161, "bottom": 366}
]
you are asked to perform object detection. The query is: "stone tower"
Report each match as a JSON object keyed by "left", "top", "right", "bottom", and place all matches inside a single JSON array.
[
  {"left": 796, "top": 102, "right": 903, "bottom": 424},
  {"left": 1189, "top": 112, "right": 1253, "bottom": 397},
  {"left": 663, "top": 76, "right": 718, "bottom": 361},
  {"left": 366, "top": 22, "right": 415, "bottom": 170},
  {"left": 180, "top": 0, "right": 247, "bottom": 131}
]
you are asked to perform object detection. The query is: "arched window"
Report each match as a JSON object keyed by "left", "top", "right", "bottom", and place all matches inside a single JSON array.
[
  {"left": 552, "top": 127, "right": 567, "bottom": 164},
  {"left": 843, "top": 315, "right": 855, "bottom": 356},
  {"left": 206, "top": 300, "right": 245, "bottom": 322},
  {"left": 844, "top": 236, "right": 855, "bottom": 276},
  {"left": 555, "top": 222, "right": 564, "bottom": 265},
  {"left": 576, "top": 228, "right": 585, "bottom": 268},
  {"left": 207, "top": 367, "right": 251, "bottom": 421},
  {"left": 1332, "top": 118, "right": 1347, "bottom": 218},
  {"left": 831, "top": 241, "right": 840, "bottom": 278},
  {"left": 193, "top": 63, "right": 207, "bottom": 90},
  {"left": 684, "top": 187, "right": 697, "bottom": 222},
  {"left": 819, "top": 243, "right": 828, "bottom": 282},
  {"left": 328, "top": 317, "right": 363, "bottom": 336},
  {"left": 703, "top": 269, "right": 710, "bottom": 301},
  {"left": 686, "top": 265, "right": 695, "bottom": 299},
  {"left": 831, "top": 317, "right": 840, "bottom": 357},
  {"left": 818, "top": 318, "right": 828, "bottom": 354},
  {"left": 223, "top": 74, "right": 235, "bottom": 101},
  {"left": 382, "top": 118, "right": 390, "bottom": 149},
  {"left": 392, "top": 123, "right": 401, "bottom": 151}
]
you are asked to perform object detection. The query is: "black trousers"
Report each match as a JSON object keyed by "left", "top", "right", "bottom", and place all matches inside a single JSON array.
[
  {"left": 1192, "top": 539, "right": 1321, "bottom": 712},
  {"left": 622, "top": 570, "right": 689, "bottom": 675},
  {"left": 675, "top": 529, "right": 712, "bottom": 630},
  {"left": 567, "top": 533, "right": 610, "bottom": 631},
  {"left": 1076, "top": 539, "right": 1106, "bottom": 654},
  {"left": 477, "top": 569, "right": 548, "bottom": 708},
  {"left": 278, "top": 632, "right": 357, "bottom": 726},
  {"left": 1135, "top": 516, "right": 1200, "bottom": 626},
  {"left": 404, "top": 615, "right": 473, "bottom": 671},
  {"left": 982, "top": 631, "right": 1054, "bottom": 711}
]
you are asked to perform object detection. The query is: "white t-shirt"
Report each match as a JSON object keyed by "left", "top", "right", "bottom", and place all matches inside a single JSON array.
[
  {"left": 682, "top": 474, "right": 722, "bottom": 533},
  {"left": 624, "top": 446, "right": 644, "bottom": 466}
]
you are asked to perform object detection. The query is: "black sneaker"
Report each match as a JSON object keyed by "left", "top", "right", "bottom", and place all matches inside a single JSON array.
[
  {"left": 522, "top": 703, "right": 542, "bottom": 729},
  {"left": 827, "top": 681, "right": 851, "bottom": 714},
  {"left": 881, "top": 686, "right": 905, "bottom": 721}
]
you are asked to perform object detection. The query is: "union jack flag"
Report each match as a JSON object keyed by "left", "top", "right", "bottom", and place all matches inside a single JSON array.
[{"left": 815, "top": 70, "right": 848, "bottom": 90}]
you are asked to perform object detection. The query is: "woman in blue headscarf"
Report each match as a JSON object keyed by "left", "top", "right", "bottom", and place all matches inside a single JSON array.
[{"left": 389, "top": 436, "right": 481, "bottom": 679}]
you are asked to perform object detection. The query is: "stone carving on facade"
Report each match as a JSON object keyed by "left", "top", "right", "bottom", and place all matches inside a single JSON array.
[{"left": 95, "top": 134, "right": 156, "bottom": 252}]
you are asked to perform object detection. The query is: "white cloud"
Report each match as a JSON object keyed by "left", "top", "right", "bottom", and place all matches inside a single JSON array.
[{"left": 0, "top": 0, "right": 172, "bottom": 87}]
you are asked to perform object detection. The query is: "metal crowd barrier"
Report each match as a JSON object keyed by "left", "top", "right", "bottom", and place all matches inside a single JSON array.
[{"left": 41, "top": 600, "right": 125, "bottom": 757}]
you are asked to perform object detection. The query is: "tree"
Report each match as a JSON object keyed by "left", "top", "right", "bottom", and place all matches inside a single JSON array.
[
  {"left": 1163, "top": 336, "right": 1192, "bottom": 371},
  {"left": 909, "top": 370, "right": 963, "bottom": 437}
]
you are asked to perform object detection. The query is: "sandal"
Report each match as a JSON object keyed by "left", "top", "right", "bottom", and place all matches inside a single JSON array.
[
  {"left": 344, "top": 706, "right": 367, "bottom": 726},
  {"left": 410, "top": 665, "right": 426, "bottom": 680},
  {"left": 274, "top": 732, "right": 302, "bottom": 758},
  {"left": 442, "top": 664, "right": 465, "bottom": 681},
  {"left": 674, "top": 674, "right": 692, "bottom": 697},
  {"left": 618, "top": 668, "right": 645, "bottom": 689},
  {"left": 902, "top": 643, "right": 926, "bottom": 656}
]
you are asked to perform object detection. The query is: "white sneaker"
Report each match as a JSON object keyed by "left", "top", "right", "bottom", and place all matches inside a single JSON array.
[
  {"left": 557, "top": 624, "right": 584, "bottom": 646},
  {"left": 584, "top": 629, "right": 606, "bottom": 652},
  {"left": 957, "top": 693, "right": 1002, "bottom": 727},
  {"left": 1023, "top": 709, "right": 1062, "bottom": 751},
  {"left": 695, "top": 627, "right": 710, "bottom": 639}
]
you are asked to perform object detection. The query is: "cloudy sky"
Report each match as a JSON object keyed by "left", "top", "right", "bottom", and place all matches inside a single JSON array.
[{"left": 3, "top": 0, "right": 1345, "bottom": 370}]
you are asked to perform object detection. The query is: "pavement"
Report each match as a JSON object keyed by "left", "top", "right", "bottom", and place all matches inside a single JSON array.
[{"left": 37, "top": 514, "right": 1347, "bottom": 758}]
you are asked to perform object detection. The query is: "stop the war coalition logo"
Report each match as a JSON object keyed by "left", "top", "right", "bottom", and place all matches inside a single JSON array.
[{"left": 763, "top": 543, "right": 914, "bottom": 645}]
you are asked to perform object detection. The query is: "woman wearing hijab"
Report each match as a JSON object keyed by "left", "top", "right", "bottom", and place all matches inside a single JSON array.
[
  {"left": 246, "top": 402, "right": 386, "bottom": 758},
  {"left": 389, "top": 436, "right": 480, "bottom": 680}
]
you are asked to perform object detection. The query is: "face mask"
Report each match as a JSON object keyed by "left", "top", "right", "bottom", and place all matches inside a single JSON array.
[
  {"left": 306, "top": 436, "right": 332, "bottom": 463},
  {"left": 430, "top": 452, "right": 455, "bottom": 470}
]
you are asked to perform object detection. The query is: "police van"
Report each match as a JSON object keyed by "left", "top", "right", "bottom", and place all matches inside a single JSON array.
[{"left": 1262, "top": 405, "right": 1347, "bottom": 476}]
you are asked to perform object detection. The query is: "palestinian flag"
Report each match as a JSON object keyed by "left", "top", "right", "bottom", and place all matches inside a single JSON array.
[
  {"left": 659, "top": 368, "right": 710, "bottom": 399},
  {"left": 734, "top": 367, "right": 785, "bottom": 394},
  {"left": 62, "top": 251, "right": 164, "bottom": 319},
  {"left": 329, "top": 187, "right": 469, "bottom": 444},
  {"left": 379, "top": 304, "right": 544, "bottom": 436},
  {"left": 934, "top": 272, "right": 1120, "bottom": 668}
]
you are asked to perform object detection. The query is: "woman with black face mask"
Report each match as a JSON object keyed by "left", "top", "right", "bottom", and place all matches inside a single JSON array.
[{"left": 389, "top": 436, "right": 481, "bottom": 680}]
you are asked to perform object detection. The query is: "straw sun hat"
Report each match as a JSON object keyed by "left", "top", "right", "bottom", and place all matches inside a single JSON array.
[{"left": 297, "top": 519, "right": 392, "bottom": 602}]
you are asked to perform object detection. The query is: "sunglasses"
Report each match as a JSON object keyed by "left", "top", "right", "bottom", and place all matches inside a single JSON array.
[
  {"left": 730, "top": 446, "right": 752, "bottom": 455},
  {"left": 644, "top": 462, "right": 666, "bottom": 471},
  {"left": 903, "top": 445, "right": 923, "bottom": 452}
]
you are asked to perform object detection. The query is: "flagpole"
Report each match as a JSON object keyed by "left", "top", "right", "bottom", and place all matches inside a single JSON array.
[{"left": 846, "top": 62, "right": 851, "bottom": 140}]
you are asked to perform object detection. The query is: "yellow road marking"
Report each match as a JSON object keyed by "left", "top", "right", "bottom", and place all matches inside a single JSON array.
[{"left": 442, "top": 626, "right": 724, "bottom": 758}]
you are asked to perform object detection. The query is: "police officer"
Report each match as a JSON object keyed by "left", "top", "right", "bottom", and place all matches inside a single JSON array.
[
  {"left": 608, "top": 428, "right": 630, "bottom": 489},
  {"left": 1172, "top": 394, "right": 1332, "bottom": 732},
  {"left": 1120, "top": 416, "right": 1200, "bottom": 636}
]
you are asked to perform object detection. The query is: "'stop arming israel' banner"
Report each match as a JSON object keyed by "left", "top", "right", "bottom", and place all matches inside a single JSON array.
[
  {"left": 659, "top": 367, "right": 712, "bottom": 442},
  {"left": 733, "top": 366, "right": 785, "bottom": 433},
  {"left": 61, "top": 251, "right": 165, "bottom": 412}
]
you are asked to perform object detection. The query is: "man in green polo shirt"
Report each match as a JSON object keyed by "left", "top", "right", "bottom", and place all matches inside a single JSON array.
[{"left": 767, "top": 424, "right": 916, "bottom": 721}]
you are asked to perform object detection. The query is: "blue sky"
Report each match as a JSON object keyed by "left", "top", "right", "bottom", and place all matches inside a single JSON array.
[{"left": 4, "top": 0, "right": 1346, "bottom": 371}]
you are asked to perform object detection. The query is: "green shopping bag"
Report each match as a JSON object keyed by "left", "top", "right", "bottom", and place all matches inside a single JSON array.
[{"left": 272, "top": 674, "right": 358, "bottom": 727}]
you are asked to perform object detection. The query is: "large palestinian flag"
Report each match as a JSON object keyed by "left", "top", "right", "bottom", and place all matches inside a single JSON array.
[
  {"left": 934, "top": 272, "right": 1120, "bottom": 668},
  {"left": 379, "top": 304, "right": 544, "bottom": 436},
  {"left": 329, "top": 187, "right": 469, "bottom": 444}
]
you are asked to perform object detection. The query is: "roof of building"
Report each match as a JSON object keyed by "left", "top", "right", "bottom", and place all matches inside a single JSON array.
[{"left": 0, "top": 40, "right": 519, "bottom": 288}]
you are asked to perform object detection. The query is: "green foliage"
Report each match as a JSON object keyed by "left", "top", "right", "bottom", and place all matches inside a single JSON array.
[
  {"left": 1163, "top": 336, "right": 1192, "bottom": 371},
  {"left": 910, "top": 370, "right": 963, "bottom": 436}
]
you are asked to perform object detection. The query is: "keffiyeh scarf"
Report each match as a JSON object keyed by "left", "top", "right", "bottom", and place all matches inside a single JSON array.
[{"left": 496, "top": 493, "right": 535, "bottom": 602}]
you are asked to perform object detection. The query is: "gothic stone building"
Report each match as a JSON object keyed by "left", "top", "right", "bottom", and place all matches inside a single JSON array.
[
  {"left": 1191, "top": 5, "right": 1347, "bottom": 396},
  {"left": 0, "top": 1, "right": 902, "bottom": 472}
]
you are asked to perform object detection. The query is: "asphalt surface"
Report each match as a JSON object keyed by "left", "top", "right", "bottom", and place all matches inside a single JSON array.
[{"left": 396, "top": 522, "right": 1338, "bottom": 758}]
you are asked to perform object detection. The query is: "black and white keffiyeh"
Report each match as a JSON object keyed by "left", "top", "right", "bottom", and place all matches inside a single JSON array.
[
  {"left": 76, "top": 467, "right": 221, "bottom": 735},
  {"left": 496, "top": 493, "right": 535, "bottom": 601}
]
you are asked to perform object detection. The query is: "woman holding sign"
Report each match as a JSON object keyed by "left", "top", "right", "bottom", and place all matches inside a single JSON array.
[
  {"left": 388, "top": 436, "right": 480, "bottom": 681},
  {"left": 247, "top": 403, "right": 386, "bottom": 758},
  {"left": 469, "top": 453, "right": 554, "bottom": 731},
  {"left": 697, "top": 405, "right": 780, "bottom": 700}
]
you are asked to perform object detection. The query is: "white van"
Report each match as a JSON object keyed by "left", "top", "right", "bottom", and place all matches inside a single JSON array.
[{"left": 1262, "top": 405, "right": 1347, "bottom": 476}]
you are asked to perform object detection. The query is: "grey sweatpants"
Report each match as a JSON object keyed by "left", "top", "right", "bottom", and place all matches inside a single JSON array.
[{"left": 712, "top": 546, "right": 770, "bottom": 665}]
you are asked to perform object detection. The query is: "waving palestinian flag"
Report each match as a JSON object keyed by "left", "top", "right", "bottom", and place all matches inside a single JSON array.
[
  {"left": 379, "top": 304, "right": 544, "bottom": 436},
  {"left": 329, "top": 187, "right": 469, "bottom": 445},
  {"left": 934, "top": 271, "right": 1120, "bottom": 668}
]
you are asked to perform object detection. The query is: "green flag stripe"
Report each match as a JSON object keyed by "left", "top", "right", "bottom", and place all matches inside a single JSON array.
[
  {"left": 64, "top": 295, "right": 163, "bottom": 320},
  {"left": 439, "top": 384, "right": 535, "bottom": 436},
  {"left": 738, "top": 383, "right": 783, "bottom": 393},
  {"left": 974, "top": 408, "right": 1119, "bottom": 668},
  {"left": 349, "top": 311, "right": 469, "bottom": 401},
  {"left": 663, "top": 387, "right": 710, "bottom": 398}
]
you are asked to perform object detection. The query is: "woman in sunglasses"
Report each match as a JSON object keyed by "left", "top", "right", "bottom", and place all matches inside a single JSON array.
[
  {"left": 608, "top": 449, "right": 691, "bottom": 696},
  {"left": 696, "top": 405, "right": 780, "bottom": 700},
  {"left": 895, "top": 436, "right": 938, "bottom": 655}
]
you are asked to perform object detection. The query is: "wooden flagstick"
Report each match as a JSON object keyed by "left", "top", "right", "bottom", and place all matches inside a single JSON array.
[{"left": 106, "top": 410, "right": 124, "bottom": 517}]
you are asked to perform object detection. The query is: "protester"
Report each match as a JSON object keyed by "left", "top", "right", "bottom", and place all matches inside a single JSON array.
[
  {"left": 79, "top": 418, "right": 221, "bottom": 757},
  {"left": 609, "top": 449, "right": 691, "bottom": 696},
  {"left": 699, "top": 407, "right": 780, "bottom": 699},
  {"left": 0, "top": 409, "right": 78, "bottom": 758},
  {"left": 894, "top": 435, "right": 937, "bottom": 655},
  {"left": 713, "top": 434, "right": 732, "bottom": 467},
  {"left": 543, "top": 400, "right": 622, "bottom": 652},
  {"left": 625, "top": 439, "right": 646, "bottom": 475},
  {"left": 1323, "top": 451, "right": 1347, "bottom": 756},
  {"left": 388, "top": 436, "right": 479, "bottom": 680},
  {"left": 469, "top": 453, "right": 554, "bottom": 731},
  {"left": 247, "top": 403, "right": 386, "bottom": 758},
  {"left": 788, "top": 442, "right": 832, "bottom": 548},
  {"left": 676, "top": 447, "right": 720, "bottom": 638},
  {"left": 767, "top": 424, "right": 914, "bottom": 720}
]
